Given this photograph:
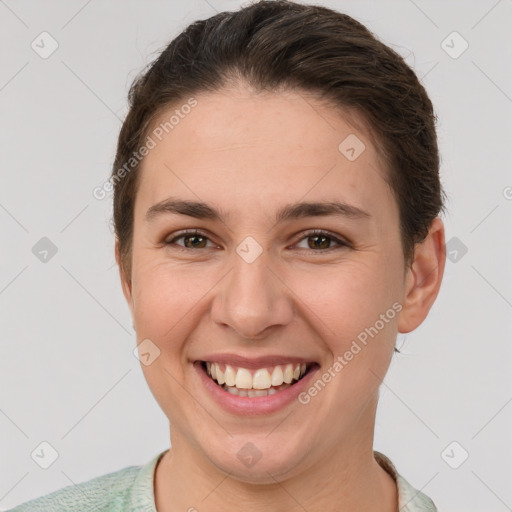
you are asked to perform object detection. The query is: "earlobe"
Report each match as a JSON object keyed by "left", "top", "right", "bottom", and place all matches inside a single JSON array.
[{"left": 397, "top": 218, "right": 446, "bottom": 334}]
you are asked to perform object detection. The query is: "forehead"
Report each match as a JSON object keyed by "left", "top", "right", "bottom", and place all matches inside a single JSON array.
[
  {"left": 146, "top": 87, "right": 378, "bottom": 166},
  {"left": 136, "top": 86, "right": 395, "bottom": 224}
]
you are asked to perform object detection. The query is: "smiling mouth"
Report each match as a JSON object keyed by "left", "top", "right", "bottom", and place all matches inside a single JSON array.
[{"left": 200, "top": 361, "right": 314, "bottom": 397}]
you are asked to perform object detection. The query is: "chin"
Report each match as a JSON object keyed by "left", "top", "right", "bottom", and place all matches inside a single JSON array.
[{"left": 199, "top": 432, "right": 311, "bottom": 485}]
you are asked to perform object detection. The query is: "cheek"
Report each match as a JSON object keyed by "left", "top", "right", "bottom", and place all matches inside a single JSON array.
[
  {"left": 304, "top": 265, "right": 399, "bottom": 399},
  {"left": 130, "top": 258, "right": 216, "bottom": 342},
  {"left": 300, "top": 264, "right": 400, "bottom": 406},
  {"left": 300, "top": 260, "right": 400, "bottom": 338},
  {"left": 130, "top": 261, "right": 211, "bottom": 410}
]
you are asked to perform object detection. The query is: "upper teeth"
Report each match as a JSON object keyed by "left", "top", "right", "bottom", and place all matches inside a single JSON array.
[{"left": 206, "top": 362, "right": 307, "bottom": 389}]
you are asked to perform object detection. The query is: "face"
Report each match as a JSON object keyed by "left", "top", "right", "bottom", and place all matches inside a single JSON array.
[{"left": 118, "top": 85, "right": 444, "bottom": 483}]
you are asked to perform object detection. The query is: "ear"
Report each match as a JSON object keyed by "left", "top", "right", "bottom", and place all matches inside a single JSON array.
[
  {"left": 115, "top": 239, "right": 134, "bottom": 317},
  {"left": 397, "top": 217, "right": 446, "bottom": 334}
]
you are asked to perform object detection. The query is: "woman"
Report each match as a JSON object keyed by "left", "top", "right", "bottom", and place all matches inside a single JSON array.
[{"left": 9, "top": 1, "right": 446, "bottom": 510}]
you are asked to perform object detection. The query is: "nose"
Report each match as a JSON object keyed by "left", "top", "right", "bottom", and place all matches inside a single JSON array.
[{"left": 210, "top": 248, "right": 294, "bottom": 340}]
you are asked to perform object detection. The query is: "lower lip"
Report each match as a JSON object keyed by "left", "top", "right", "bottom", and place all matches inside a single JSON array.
[{"left": 193, "top": 361, "right": 319, "bottom": 416}]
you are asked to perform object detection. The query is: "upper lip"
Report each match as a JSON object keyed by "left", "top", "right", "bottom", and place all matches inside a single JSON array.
[{"left": 196, "top": 354, "right": 317, "bottom": 369}]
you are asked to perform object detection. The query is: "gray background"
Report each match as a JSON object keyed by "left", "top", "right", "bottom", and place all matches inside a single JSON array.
[{"left": 1, "top": 0, "right": 511, "bottom": 510}]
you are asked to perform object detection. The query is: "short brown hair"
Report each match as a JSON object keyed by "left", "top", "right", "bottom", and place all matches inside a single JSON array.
[{"left": 112, "top": 0, "right": 446, "bottom": 278}]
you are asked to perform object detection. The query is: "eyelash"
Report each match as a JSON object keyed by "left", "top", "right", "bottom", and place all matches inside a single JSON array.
[{"left": 164, "top": 229, "right": 350, "bottom": 253}]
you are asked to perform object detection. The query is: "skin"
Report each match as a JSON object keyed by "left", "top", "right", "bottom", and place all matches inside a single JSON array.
[{"left": 116, "top": 84, "right": 446, "bottom": 512}]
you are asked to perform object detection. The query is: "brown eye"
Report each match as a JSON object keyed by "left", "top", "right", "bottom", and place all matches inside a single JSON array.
[
  {"left": 307, "top": 234, "right": 330, "bottom": 250},
  {"left": 295, "top": 230, "right": 348, "bottom": 252},
  {"left": 182, "top": 234, "right": 208, "bottom": 248},
  {"left": 165, "top": 230, "right": 213, "bottom": 249}
]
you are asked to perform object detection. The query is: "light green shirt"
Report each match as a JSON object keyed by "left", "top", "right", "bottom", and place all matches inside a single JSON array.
[{"left": 6, "top": 450, "right": 437, "bottom": 511}]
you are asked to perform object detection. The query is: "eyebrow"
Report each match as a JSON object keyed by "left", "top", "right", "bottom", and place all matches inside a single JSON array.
[{"left": 145, "top": 197, "right": 371, "bottom": 224}]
